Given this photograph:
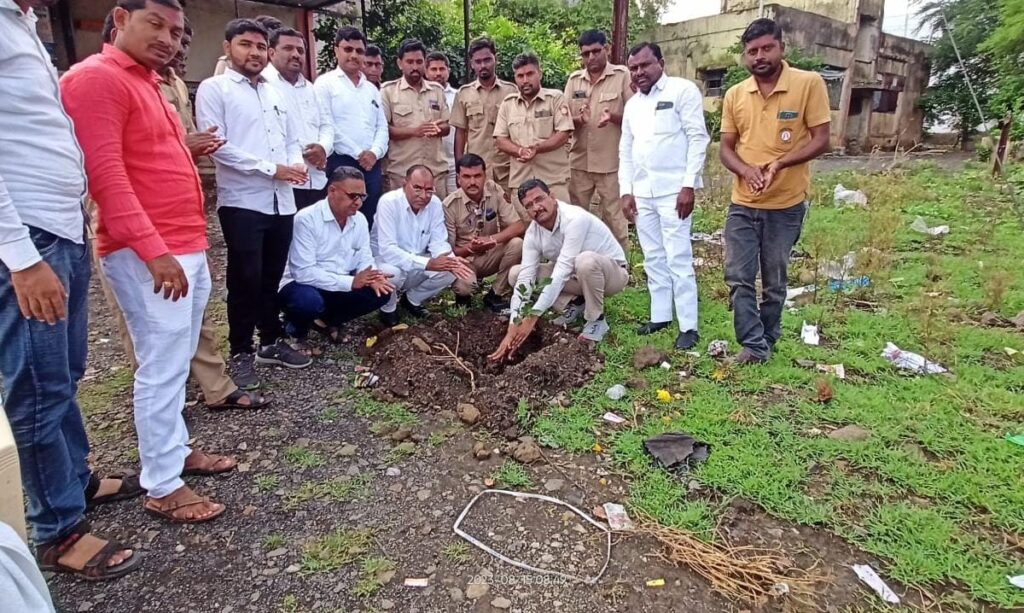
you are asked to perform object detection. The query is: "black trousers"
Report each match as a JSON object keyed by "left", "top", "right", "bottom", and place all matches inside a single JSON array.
[
  {"left": 279, "top": 282, "right": 390, "bottom": 338},
  {"left": 294, "top": 187, "right": 326, "bottom": 211},
  {"left": 326, "top": 153, "right": 382, "bottom": 228},
  {"left": 218, "top": 206, "right": 294, "bottom": 355}
]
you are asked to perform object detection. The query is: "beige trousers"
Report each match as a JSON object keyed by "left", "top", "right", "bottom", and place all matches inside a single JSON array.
[
  {"left": 453, "top": 237, "right": 524, "bottom": 297},
  {"left": 90, "top": 243, "right": 237, "bottom": 405},
  {"left": 386, "top": 172, "right": 449, "bottom": 201},
  {"left": 569, "top": 169, "right": 629, "bottom": 251},
  {"left": 509, "top": 250, "right": 628, "bottom": 322}
]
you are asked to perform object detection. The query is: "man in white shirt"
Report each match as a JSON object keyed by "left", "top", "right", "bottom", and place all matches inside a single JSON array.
[
  {"left": 280, "top": 168, "right": 395, "bottom": 351},
  {"left": 491, "top": 179, "right": 628, "bottom": 360},
  {"left": 426, "top": 51, "right": 458, "bottom": 196},
  {"left": 197, "top": 18, "right": 312, "bottom": 390},
  {"left": 619, "top": 42, "right": 710, "bottom": 351},
  {"left": 0, "top": 0, "right": 139, "bottom": 580},
  {"left": 371, "top": 166, "right": 474, "bottom": 326},
  {"left": 315, "top": 26, "right": 388, "bottom": 227},
  {"left": 264, "top": 27, "right": 333, "bottom": 210}
]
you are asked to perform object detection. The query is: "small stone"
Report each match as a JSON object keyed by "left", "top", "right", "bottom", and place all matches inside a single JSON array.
[
  {"left": 266, "top": 547, "right": 288, "bottom": 558},
  {"left": 77, "top": 602, "right": 93, "bottom": 612},
  {"left": 543, "top": 478, "right": 564, "bottom": 492},
  {"left": 285, "top": 564, "right": 301, "bottom": 573},
  {"left": 237, "top": 462, "right": 251, "bottom": 473},
  {"left": 512, "top": 439, "right": 542, "bottom": 464},
  {"left": 540, "top": 553, "right": 555, "bottom": 564},
  {"left": 457, "top": 403, "right": 480, "bottom": 425},
  {"left": 386, "top": 467, "right": 401, "bottom": 477},
  {"left": 828, "top": 425, "right": 871, "bottom": 442},
  {"left": 346, "top": 464, "right": 361, "bottom": 476},
  {"left": 391, "top": 426, "right": 413, "bottom": 442},
  {"left": 980, "top": 311, "right": 1007, "bottom": 327},
  {"left": 634, "top": 346, "right": 669, "bottom": 370},
  {"left": 1012, "top": 310, "right": 1024, "bottom": 329},
  {"left": 465, "top": 582, "right": 489, "bottom": 600},
  {"left": 338, "top": 444, "right": 358, "bottom": 457},
  {"left": 491, "top": 596, "right": 512, "bottom": 609},
  {"left": 395, "top": 441, "right": 416, "bottom": 454},
  {"left": 261, "top": 567, "right": 280, "bottom": 576},
  {"left": 766, "top": 528, "right": 783, "bottom": 539},
  {"left": 448, "top": 587, "right": 464, "bottom": 601},
  {"left": 417, "top": 489, "right": 432, "bottom": 501},
  {"left": 380, "top": 599, "right": 395, "bottom": 610},
  {"left": 472, "top": 441, "right": 491, "bottom": 460},
  {"left": 411, "top": 337, "right": 432, "bottom": 353},
  {"left": 174, "top": 544, "right": 185, "bottom": 553}
]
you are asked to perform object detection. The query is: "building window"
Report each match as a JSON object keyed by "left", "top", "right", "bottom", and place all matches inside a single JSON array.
[
  {"left": 872, "top": 90, "right": 899, "bottom": 113},
  {"left": 701, "top": 69, "right": 726, "bottom": 98}
]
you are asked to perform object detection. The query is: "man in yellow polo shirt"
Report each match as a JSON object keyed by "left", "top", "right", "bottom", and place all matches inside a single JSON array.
[{"left": 719, "top": 18, "right": 831, "bottom": 364}]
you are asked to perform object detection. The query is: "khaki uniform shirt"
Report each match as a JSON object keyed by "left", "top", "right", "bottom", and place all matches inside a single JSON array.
[
  {"left": 450, "top": 78, "right": 518, "bottom": 173},
  {"left": 381, "top": 77, "right": 450, "bottom": 177},
  {"left": 564, "top": 63, "right": 632, "bottom": 174},
  {"left": 442, "top": 179, "right": 522, "bottom": 250},
  {"left": 721, "top": 62, "right": 831, "bottom": 209},
  {"left": 159, "top": 70, "right": 196, "bottom": 134},
  {"left": 493, "top": 88, "right": 573, "bottom": 189}
]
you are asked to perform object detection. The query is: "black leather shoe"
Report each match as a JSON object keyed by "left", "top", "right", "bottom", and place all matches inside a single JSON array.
[
  {"left": 483, "top": 290, "right": 510, "bottom": 313},
  {"left": 400, "top": 294, "right": 428, "bottom": 318},
  {"left": 636, "top": 321, "right": 671, "bottom": 335},
  {"left": 379, "top": 309, "right": 400, "bottom": 327},
  {"left": 674, "top": 329, "right": 700, "bottom": 350}
]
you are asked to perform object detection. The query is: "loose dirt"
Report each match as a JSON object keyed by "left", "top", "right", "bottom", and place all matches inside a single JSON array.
[{"left": 364, "top": 311, "right": 602, "bottom": 433}]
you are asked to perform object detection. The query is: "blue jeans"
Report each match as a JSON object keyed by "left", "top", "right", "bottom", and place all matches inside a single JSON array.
[
  {"left": 724, "top": 202, "right": 806, "bottom": 358},
  {"left": 0, "top": 227, "right": 91, "bottom": 545},
  {"left": 326, "top": 154, "right": 382, "bottom": 229},
  {"left": 279, "top": 282, "right": 389, "bottom": 339}
]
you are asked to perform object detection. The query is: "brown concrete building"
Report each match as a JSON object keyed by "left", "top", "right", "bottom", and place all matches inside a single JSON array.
[
  {"left": 650, "top": 0, "right": 932, "bottom": 152},
  {"left": 34, "top": 0, "right": 354, "bottom": 84}
]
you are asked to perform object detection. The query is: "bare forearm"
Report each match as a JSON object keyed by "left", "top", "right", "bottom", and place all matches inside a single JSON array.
[
  {"left": 495, "top": 136, "right": 520, "bottom": 157},
  {"left": 454, "top": 128, "right": 467, "bottom": 159},
  {"left": 777, "top": 131, "right": 831, "bottom": 168},
  {"left": 389, "top": 125, "right": 420, "bottom": 141},
  {"left": 719, "top": 139, "right": 751, "bottom": 176}
]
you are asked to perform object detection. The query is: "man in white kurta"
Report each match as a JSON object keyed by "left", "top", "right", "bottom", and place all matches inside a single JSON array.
[{"left": 619, "top": 42, "right": 710, "bottom": 351}]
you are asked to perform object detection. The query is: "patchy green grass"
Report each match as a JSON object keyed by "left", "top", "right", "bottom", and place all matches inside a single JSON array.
[
  {"left": 254, "top": 474, "right": 279, "bottom": 493},
  {"left": 78, "top": 367, "right": 134, "bottom": 443},
  {"left": 318, "top": 406, "right": 340, "bottom": 423},
  {"left": 263, "top": 534, "right": 286, "bottom": 550},
  {"left": 282, "top": 446, "right": 325, "bottom": 470},
  {"left": 285, "top": 474, "right": 372, "bottom": 509},
  {"left": 491, "top": 460, "right": 534, "bottom": 489},
  {"left": 527, "top": 164, "right": 1024, "bottom": 608},
  {"left": 384, "top": 442, "right": 417, "bottom": 464},
  {"left": 339, "top": 390, "right": 419, "bottom": 430},
  {"left": 442, "top": 541, "right": 472, "bottom": 564},
  {"left": 353, "top": 556, "right": 396, "bottom": 598},
  {"left": 300, "top": 529, "right": 373, "bottom": 574}
]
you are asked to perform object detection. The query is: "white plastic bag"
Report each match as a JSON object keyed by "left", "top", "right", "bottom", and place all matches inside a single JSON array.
[
  {"left": 910, "top": 216, "right": 950, "bottom": 236},
  {"left": 881, "top": 342, "right": 947, "bottom": 374},
  {"left": 833, "top": 184, "right": 868, "bottom": 207}
]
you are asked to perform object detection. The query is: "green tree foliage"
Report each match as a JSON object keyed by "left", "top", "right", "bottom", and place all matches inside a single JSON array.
[
  {"left": 315, "top": 0, "right": 668, "bottom": 88},
  {"left": 916, "top": 0, "right": 1024, "bottom": 144}
]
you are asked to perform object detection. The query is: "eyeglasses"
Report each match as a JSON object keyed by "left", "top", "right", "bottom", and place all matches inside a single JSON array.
[{"left": 345, "top": 192, "right": 368, "bottom": 202}]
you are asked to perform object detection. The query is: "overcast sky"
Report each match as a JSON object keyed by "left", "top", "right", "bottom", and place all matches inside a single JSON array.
[{"left": 660, "top": 0, "right": 928, "bottom": 39}]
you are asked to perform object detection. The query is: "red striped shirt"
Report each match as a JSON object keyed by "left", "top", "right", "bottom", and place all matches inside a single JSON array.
[{"left": 61, "top": 44, "right": 207, "bottom": 260}]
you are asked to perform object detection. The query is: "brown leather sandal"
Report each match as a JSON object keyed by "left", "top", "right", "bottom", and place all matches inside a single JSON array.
[
  {"left": 36, "top": 520, "right": 142, "bottom": 581},
  {"left": 85, "top": 473, "right": 145, "bottom": 511},
  {"left": 181, "top": 450, "right": 237, "bottom": 476},
  {"left": 206, "top": 389, "right": 270, "bottom": 411},
  {"left": 143, "top": 488, "right": 226, "bottom": 524}
]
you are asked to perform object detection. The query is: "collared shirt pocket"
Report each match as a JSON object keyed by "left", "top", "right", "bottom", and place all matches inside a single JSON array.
[
  {"left": 776, "top": 110, "right": 801, "bottom": 150},
  {"left": 597, "top": 91, "right": 620, "bottom": 111},
  {"left": 507, "top": 116, "right": 528, "bottom": 143},
  {"left": 534, "top": 109, "right": 554, "bottom": 140},
  {"left": 466, "top": 102, "right": 485, "bottom": 130},
  {"left": 653, "top": 100, "right": 678, "bottom": 134},
  {"left": 428, "top": 96, "right": 443, "bottom": 121},
  {"left": 392, "top": 103, "right": 415, "bottom": 127}
]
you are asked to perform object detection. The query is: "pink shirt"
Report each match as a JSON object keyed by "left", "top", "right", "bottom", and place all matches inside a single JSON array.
[{"left": 61, "top": 44, "right": 207, "bottom": 260}]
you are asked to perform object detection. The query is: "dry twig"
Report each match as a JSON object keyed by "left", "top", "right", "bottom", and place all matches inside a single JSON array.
[
  {"left": 634, "top": 512, "right": 825, "bottom": 605},
  {"left": 432, "top": 333, "right": 476, "bottom": 392}
]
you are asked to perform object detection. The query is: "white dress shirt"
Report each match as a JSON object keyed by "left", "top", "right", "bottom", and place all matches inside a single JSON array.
[
  {"left": 619, "top": 73, "right": 710, "bottom": 198},
  {"left": 511, "top": 201, "right": 626, "bottom": 319},
  {"left": 263, "top": 65, "right": 334, "bottom": 191},
  {"left": 441, "top": 83, "right": 457, "bottom": 173},
  {"left": 281, "top": 199, "right": 374, "bottom": 292},
  {"left": 370, "top": 188, "right": 452, "bottom": 271},
  {"left": 0, "top": 1, "right": 86, "bottom": 272},
  {"left": 196, "top": 67, "right": 303, "bottom": 215},
  {"left": 314, "top": 68, "right": 389, "bottom": 160}
]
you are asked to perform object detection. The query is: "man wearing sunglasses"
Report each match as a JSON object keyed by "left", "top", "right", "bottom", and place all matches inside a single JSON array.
[
  {"left": 443, "top": 154, "right": 526, "bottom": 312},
  {"left": 279, "top": 167, "right": 394, "bottom": 353}
]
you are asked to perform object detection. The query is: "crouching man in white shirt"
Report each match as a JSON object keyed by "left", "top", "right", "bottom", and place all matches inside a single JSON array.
[
  {"left": 279, "top": 168, "right": 395, "bottom": 352},
  {"left": 370, "top": 166, "right": 474, "bottom": 326},
  {"left": 490, "top": 179, "right": 628, "bottom": 361}
]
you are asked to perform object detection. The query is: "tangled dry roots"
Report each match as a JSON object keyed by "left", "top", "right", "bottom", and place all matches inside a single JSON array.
[{"left": 634, "top": 512, "right": 827, "bottom": 605}]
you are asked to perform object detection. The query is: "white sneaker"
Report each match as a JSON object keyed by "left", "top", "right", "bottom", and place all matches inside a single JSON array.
[
  {"left": 579, "top": 318, "right": 610, "bottom": 342},
  {"left": 552, "top": 301, "right": 585, "bottom": 327}
]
